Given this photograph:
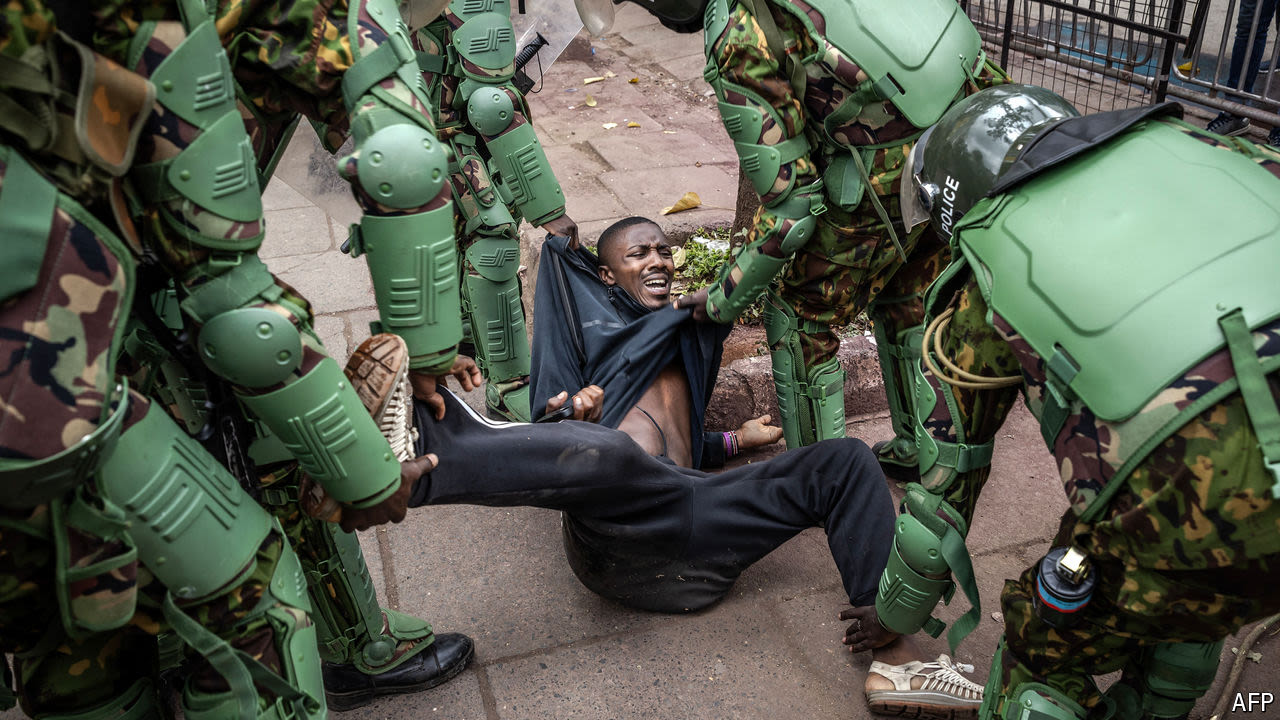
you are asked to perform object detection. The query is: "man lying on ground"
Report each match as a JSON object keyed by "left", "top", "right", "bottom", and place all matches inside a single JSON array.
[{"left": 529, "top": 217, "right": 780, "bottom": 467}]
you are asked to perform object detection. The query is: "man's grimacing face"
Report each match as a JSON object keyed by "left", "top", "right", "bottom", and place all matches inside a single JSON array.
[{"left": 598, "top": 223, "right": 676, "bottom": 310}]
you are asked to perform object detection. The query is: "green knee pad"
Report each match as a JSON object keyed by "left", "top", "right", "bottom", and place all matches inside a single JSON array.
[
  {"left": 1127, "top": 640, "right": 1224, "bottom": 719},
  {"left": 39, "top": 678, "right": 161, "bottom": 720},
  {"left": 868, "top": 300, "right": 923, "bottom": 466},
  {"left": 462, "top": 234, "right": 530, "bottom": 385},
  {"left": 306, "top": 519, "right": 433, "bottom": 673},
  {"left": 981, "top": 639, "right": 1090, "bottom": 720},
  {"left": 763, "top": 295, "right": 845, "bottom": 448},
  {"left": 176, "top": 537, "right": 325, "bottom": 720}
]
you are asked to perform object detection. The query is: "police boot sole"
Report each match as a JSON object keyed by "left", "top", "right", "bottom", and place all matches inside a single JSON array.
[{"left": 324, "top": 643, "right": 475, "bottom": 712}]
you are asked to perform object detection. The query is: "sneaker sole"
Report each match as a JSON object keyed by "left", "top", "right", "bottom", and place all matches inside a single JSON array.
[{"left": 324, "top": 642, "right": 475, "bottom": 712}]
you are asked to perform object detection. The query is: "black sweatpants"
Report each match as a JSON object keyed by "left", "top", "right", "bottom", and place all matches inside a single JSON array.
[{"left": 409, "top": 391, "right": 895, "bottom": 613}]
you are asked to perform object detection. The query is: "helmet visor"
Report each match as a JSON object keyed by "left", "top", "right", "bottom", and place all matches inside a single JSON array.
[
  {"left": 574, "top": 0, "right": 616, "bottom": 36},
  {"left": 900, "top": 128, "right": 933, "bottom": 232}
]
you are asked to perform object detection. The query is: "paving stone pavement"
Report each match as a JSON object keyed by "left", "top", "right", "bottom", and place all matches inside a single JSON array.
[{"left": 5, "top": 5, "right": 1277, "bottom": 719}]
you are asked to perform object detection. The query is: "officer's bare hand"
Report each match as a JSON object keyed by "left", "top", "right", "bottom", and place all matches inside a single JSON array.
[
  {"left": 541, "top": 213, "right": 580, "bottom": 249},
  {"left": 544, "top": 385, "right": 604, "bottom": 422},
  {"left": 410, "top": 355, "right": 484, "bottom": 420},
  {"left": 672, "top": 287, "right": 710, "bottom": 322},
  {"left": 337, "top": 454, "right": 437, "bottom": 532},
  {"left": 737, "top": 414, "right": 784, "bottom": 449},
  {"left": 840, "top": 605, "right": 899, "bottom": 653}
]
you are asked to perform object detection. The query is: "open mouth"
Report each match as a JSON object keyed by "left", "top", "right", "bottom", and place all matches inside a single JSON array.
[{"left": 642, "top": 274, "right": 671, "bottom": 295}]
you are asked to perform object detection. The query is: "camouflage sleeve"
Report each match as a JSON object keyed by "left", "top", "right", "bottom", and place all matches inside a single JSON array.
[
  {"left": 921, "top": 276, "right": 1023, "bottom": 525},
  {"left": 1, "top": 0, "right": 55, "bottom": 59},
  {"left": 710, "top": 2, "right": 818, "bottom": 208}
]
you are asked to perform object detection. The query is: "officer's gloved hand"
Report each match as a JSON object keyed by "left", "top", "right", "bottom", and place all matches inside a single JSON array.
[
  {"left": 541, "top": 213, "right": 580, "bottom": 249},
  {"left": 410, "top": 354, "right": 484, "bottom": 420}
]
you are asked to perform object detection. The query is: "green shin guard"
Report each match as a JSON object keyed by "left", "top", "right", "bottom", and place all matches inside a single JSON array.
[
  {"left": 868, "top": 301, "right": 923, "bottom": 469},
  {"left": 176, "top": 542, "right": 325, "bottom": 720},
  {"left": 763, "top": 296, "right": 845, "bottom": 448},
  {"left": 306, "top": 519, "right": 434, "bottom": 673},
  {"left": 39, "top": 678, "right": 161, "bottom": 720},
  {"left": 463, "top": 234, "right": 531, "bottom": 421}
]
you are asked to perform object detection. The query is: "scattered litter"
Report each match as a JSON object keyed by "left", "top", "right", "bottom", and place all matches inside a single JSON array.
[
  {"left": 601, "top": 122, "right": 618, "bottom": 130},
  {"left": 626, "top": 121, "right": 641, "bottom": 128},
  {"left": 565, "top": 87, "right": 578, "bottom": 93},
  {"left": 703, "top": 89, "right": 715, "bottom": 96},
  {"left": 690, "top": 235, "right": 728, "bottom": 252},
  {"left": 695, "top": 161, "right": 702, "bottom": 167},
  {"left": 567, "top": 105, "right": 576, "bottom": 110},
  {"left": 661, "top": 191, "right": 701, "bottom": 215},
  {"left": 1231, "top": 647, "right": 1264, "bottom": 663},
  {"left": 671, "top": 246, "right": 687, "bottom": 268},
  {"left": 583, "top": 76, "right": 606, "bottom": 85},
  {"left": 662, "top": 130, "right": 678, "bottom": 134},
  {"left": 604, "top": 71, "right": 617, "bottom": 78},
  {"left": 991, "top": 611, "right": 1003, "bottom": 623},
  {"left": 584, "top": 95, "right": 597, "bottom": 107},
  {"left": 629, "top": 77, "right": 639, "bottom": 83}
]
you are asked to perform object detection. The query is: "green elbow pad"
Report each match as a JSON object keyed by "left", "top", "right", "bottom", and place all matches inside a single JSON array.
[
  {"left": 486, "top": 122, "right": 565, "bottom": 225},
  {"left": 238, "top": 358, "right": 401, "bottom": 508},
  {"left": 359, "top": 207, "right": 463, "bottom": 370},
  {"left": 97, "top": 402, "right": 274, "bottom": 601}
]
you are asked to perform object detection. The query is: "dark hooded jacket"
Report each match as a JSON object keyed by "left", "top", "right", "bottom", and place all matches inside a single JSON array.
[{"left": 529, "top": 235, "right": 732, "bottom": 468}]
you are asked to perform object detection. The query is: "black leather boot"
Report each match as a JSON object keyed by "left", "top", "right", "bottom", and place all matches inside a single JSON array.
[{"left": 322, "top": 633, "right": 475, "bottom": 711}]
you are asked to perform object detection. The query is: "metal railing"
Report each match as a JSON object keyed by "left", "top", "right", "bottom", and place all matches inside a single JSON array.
[{"left": 962, "top": 0, "right": 1280, "bottom": 128}]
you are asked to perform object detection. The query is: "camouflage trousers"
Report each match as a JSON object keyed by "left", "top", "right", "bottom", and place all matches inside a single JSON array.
[
  {"left": 925, "top": 277, "right": 1280, "bottom": 713},
  {"left": 0, "top": 502, "right": 298, "bottom": 716},
  {"left": 773, "top": 169, "right": 950, "bottom": 371}
]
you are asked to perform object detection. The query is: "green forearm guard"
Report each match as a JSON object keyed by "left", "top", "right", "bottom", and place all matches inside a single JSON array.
[
  {"left": 705, "top": 182, "right": 823, "bottom": 323},
  {"left": 238, "top": 359, "right": 401, "bottom": 508},
  {"left": 97, "top": 402, "right": 273, "bottom": 601},
  {"left": 485, "top": 120, "right": 565, "bottom": 226},
  {"left": 358, "top": 206, "right": 463, "bottom": 372}
]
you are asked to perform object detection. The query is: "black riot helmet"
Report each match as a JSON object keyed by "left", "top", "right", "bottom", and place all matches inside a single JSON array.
[
  {"left": 900, "top": 84, "right": 1080, "bottom": 239},
  {"left": 575, "top": 0, "right": 708, "bottom": 35}
]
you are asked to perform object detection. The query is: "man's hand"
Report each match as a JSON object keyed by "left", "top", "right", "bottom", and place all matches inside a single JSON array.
[
  {"left": 544, "top": 385, "right": 604, "bottom": 422},
  {"left": 672, "top": 287, "right": 711, "bottom": 322},
  {"left": 737, "top": 414, "right": 783, "bottom": 449},
  {"left": 541, "top": 213, "right": 580, "bottom": 249},
  {"left": 300, "top": 454, "right": 437, "bottom": 532},
  {"left": 839, "top": 605, "right": 900, "bottom": 653},
  {"left": 410, "top": 354, "right": 484, "bottom": 420}
]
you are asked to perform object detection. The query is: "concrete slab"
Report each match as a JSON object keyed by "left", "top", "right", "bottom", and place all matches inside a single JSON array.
[
  {"left": 361, "top": 668, "right": 490, "bottom": 719},
  {"left": 314, "top": 314, "right": 348, "bottom": 362},
  {"left": 383, "top": 504, "right": 666, "bottom": 664},
  {"left": 588, "top": 131, "right": 734, "bottom": 171},
  {"left": 263, "top": 176, "right": 315, "bottom": 211},
  {"left": 484, "top": 608, "right": 856, "bottom": 720},
  {"left": 657, "top": 51, "right": 713, "bottom": 83},
  {"left": 261, "top": 206, "right": 336, "bottom": 258},
  {"left": 599, "top": 165, "right": 738, "bottom": 238},
  {"left": 270, "top": 251, "right": 374, "bottom": 315}
]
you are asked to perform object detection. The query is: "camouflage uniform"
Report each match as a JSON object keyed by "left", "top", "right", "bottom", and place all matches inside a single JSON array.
[
  {"left": 412, "top": 3, "right": 569, "bottom": 421},
  {"left": 915, "top": 121, "right": 1280, "bottom": 715},
  {"left": 702, "top": 0, "right": 1006, "bottom": 452},
  {"left": 0, "top": 0, "right": 456, "bottom": 714}
]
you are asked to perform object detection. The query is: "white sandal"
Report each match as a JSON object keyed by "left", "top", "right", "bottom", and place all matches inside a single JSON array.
[{"left": 866, "top": 653, "right": 984, "bottom": 719}]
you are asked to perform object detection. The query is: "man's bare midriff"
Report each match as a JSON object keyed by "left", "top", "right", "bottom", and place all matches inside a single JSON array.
[{"left": 617, "top": 362, "right": 694, "bottom": 467}]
